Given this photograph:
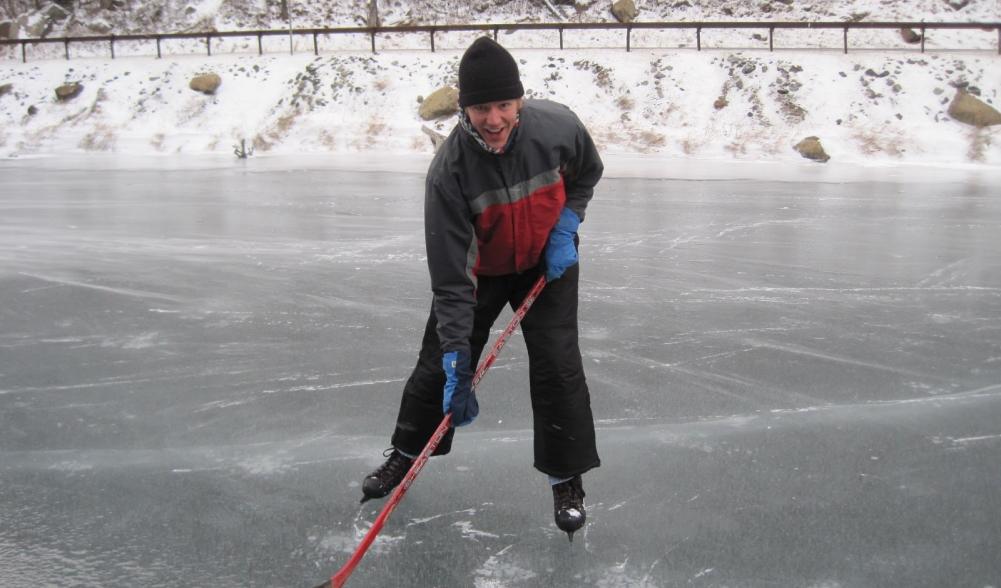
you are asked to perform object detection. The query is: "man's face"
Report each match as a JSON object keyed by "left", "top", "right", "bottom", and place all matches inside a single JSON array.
[{"left": 465, "top": 98, "right": 523, "bottom": 152}]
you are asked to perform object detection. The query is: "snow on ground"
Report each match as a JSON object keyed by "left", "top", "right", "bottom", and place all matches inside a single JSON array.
[{"left": 0, "top": 0, "right": 999, "bottom": 171}]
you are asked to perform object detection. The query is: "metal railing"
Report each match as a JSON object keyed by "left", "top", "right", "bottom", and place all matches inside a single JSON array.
[{"left": 2, "top": 20, "right": 999, "bottom": 62}]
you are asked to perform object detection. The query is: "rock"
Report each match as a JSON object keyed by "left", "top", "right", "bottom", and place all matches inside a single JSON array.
[
  {"left": 0, "top": 83, "right": 11, "bottom": 97},
  {"left": 611, "top": 0, "right": 638, "bottom": 23},
  {"left": 0, "top": 20, "right": 18, "bottom": 39},
  {"left": 421, "top": 125, "right": 447, "bottom": 152},
  {"left": 189, "top": 73, "right": 222, "bottom": 94},
  {"left": 27, "top": 104, "right": 38, "bottom": 116},
  {"left": 55, "top": 82, "right": 83, "bottom": 101},
  {"left": 44, "top": 4, "right": 70, "bottom": 21},
  {"left": 88, "top": 21, "right": 112, "bottom": 34},
  {"left": 794, "top": 136, "right": 830, "bottom": 162},
  {"left": 900, "top": 28, "right": 922, "bottom": 44},
  {"left": 948, "top": 90, "right": 1001, "bottom": 127},
  {"left": 944, "top": 0, "right": 970, "bottom": 9},
  {"left": 713, "top": 97, "right": 728, "bottom": 109},
  {"left": 418, "top": 86, "right": 458, "bottom": 120},
  {"left": 780, "top": 101, "right": 807, "bottom": 123}
]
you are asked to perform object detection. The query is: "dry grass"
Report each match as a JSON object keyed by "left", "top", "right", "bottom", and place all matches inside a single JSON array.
[
  {"left": 680, "top": 136, "right": 704, "bottom": 155},
  {"left": 176, "top": 97, "right": 211, "bottom": 126},
  {"left": 79, "top": 124, "right": 116, "bottom": 151},
  {"left": 852, "top": 126, "right": 904, "bottom": 157},
  {"left": 631, "top": 129, "right": 666, "bottom": 152},
  {"left": 724, "top": 140, "right": 747, "bottom": 156},
  {"left": 254, "top": 110, "right": 299, "bottom": 151},
  {"left": 968, "top": 128, "right": 992, "bottom": 162},
  {"left": 319, "top": 129, "right": 337, "bottom": 149}
]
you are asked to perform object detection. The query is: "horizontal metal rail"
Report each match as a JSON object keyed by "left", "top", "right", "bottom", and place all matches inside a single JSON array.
[{"left": 2, "top": 20, "right": 999, "bottom": 62}]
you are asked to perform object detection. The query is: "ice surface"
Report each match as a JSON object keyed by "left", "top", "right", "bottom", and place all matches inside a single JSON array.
[{"left": 1, "top": 159, "right": 1000, "bottom": 587}]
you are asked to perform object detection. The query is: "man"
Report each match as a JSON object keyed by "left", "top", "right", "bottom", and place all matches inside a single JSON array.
[{"left": 360, "top": 36, "right": 603, "bottom": 541}]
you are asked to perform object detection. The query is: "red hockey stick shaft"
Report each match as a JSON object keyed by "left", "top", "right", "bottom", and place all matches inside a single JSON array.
[{"left": 319, "top": 274, "right": 547, "bottom": 588}]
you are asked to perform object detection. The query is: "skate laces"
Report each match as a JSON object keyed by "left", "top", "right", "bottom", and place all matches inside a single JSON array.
[{"left": 372, "top": 448, "right": 413, "bottom": 485}]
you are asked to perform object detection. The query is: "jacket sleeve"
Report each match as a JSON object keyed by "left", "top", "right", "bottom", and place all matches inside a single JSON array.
[
  {"left": 562, "top": 113, "right": 604, "bottom": 222},
  {"left": 424, "top": 173, "right": 477, "bottom": 355}
]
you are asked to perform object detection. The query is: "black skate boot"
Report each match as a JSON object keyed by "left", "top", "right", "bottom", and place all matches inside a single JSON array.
[
  {"left": 360, "top": 448, "right": 413, "bottom": 503},
  {"left": 552, "top": 475, "right": 586, "bottom": 542}
]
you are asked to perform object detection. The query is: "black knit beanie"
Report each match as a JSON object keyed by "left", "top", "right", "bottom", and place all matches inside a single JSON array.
[{"left": 458, "top": 37, "right": 524, "bottom": 108}]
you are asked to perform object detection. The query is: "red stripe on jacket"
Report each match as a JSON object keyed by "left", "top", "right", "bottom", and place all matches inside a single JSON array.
[{"left": 474, "top": 175, "right": 566, "bottom": 276}]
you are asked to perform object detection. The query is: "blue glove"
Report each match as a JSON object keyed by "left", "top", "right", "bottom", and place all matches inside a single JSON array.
[
  {"left": 544, "top": 207, "right": 581, "bottom": 281},
  {"left": 442, "top": 349, "right": 478, "bottom": 426}
]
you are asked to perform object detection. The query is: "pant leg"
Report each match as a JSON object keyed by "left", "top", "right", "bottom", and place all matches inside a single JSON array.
[
  {"left": 390, "top": 281, "right": 510, "bottom": 456},
  {"left": 390, "top": 309, "right": 452, "bottom": 456},
  {"left": 517, "top": 263, "right": 601, "bottom": 478}
]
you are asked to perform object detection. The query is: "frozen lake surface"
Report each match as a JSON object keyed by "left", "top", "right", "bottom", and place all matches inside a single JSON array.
[{"left": 2, "top": 160, "right": 1000, "bottom": 587}]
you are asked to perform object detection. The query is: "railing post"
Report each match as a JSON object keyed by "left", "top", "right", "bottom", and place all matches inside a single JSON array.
[
  {"left": 206, "top": 34, "right": 211, "bottom": 56},
  {"left": 697, "top": 26, "right": 701, "bottom": 51},
  {"left": 430, "top": 29, "right": 435, "bottom": 53},
  {"left": 156, "top": 36, "right": 161, "bottom": 58},
  {"left": 843, "top": 26, "right": 848, "bottom": 54},
  {"left": 769, "top": 26, "right": 774, "bottom": 51},
  {"left": 64, "top": 38, "right": 69, "bottom": 60},
  {"left": 313, "top": 31, "right": 318, "bottom": 55},
  {"left": 257, "top": 33, "right": 262, "bottom": 55},
  {"left": 370, "top": 29, "right": 376, "bottom": 53},
  {"left": 626, "top": 25, "right": 631, "bottom": 52},
  {"left": 559, "top": 26, "right": 563, "bottom": 50},
  {"left": 492, "top": 27, "right": 498, "bottom": 41},
  {"left": 109, "top": 34, "right": 115, "bottom": 59},
  {"left": 920, "top": 26, "right": 926, "bottom": 53},
  {"left": 21, "top": 41, "right": 27, "bottom": 63}
]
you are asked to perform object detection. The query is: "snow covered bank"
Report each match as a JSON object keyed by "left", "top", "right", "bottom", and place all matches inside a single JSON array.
[{"left": 1, "top": 45, "right": 1000, "bottom": 170}]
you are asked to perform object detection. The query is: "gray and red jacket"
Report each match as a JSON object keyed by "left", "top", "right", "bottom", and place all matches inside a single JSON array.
[{"left": 424, "top": 99, "right": 604, "bottom": 353}]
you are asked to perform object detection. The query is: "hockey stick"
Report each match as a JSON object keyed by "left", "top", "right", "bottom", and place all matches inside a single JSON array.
[{"left": 315, "top": 274, "right": 547, "bottom": 588}]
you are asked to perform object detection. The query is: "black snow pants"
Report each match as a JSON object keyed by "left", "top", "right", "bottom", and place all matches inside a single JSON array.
[{"left": 389, "top": 262, "right": 601, "bottom": 478}]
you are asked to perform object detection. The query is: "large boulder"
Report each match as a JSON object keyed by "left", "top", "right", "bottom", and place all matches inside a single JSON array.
[
  {"left": 0, "top": 20, "right": 18, "bottom": 39},
  {"left": 0, "top": 83, "right": 12, "bottom": 98},
  {"left": 55, "top": 82, "right": 83, "bottom": 101},
  {"left": 418, "top": 86, "right": 458, "bottom": 120},
  {"left": 189, "top": 72, "right": 222, "bottom": 94},
  {"left": 948, "top": 90, "right": 1001, "bottom": 127},
  {"left": 899, "top": 27, "right": 922, "bottom": 44},
  {"left": 793, "top": 136, "right": 830, "bottom": 163},
  {"left": 611, "top": 0, "right": 638, "bottom": 23}
]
